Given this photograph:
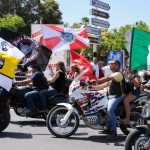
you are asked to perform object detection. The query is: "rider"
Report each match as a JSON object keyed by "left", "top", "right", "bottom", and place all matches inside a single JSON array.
[
  {"left": 14, "top": 64, "right": 49, "bottom": 116},
  {"left": 90, "top": 60, "right": 126, "bottom": 137}
]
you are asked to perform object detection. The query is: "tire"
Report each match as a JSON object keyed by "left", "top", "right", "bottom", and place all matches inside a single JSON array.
[
  {"left": 125, "top": 129, "right": 148, "bottom": 150},
  {"left": 46, "top": 105, "right": 79, "bottom": 138},
  {"left": 0, "top": 109, "right": 10, "bottom": 132},
  {"left": 120, "top": 111, "right": 146, "bottom": 135}
]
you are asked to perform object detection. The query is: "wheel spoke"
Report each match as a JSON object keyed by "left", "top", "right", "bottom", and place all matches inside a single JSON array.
[{"left": 47, "top": 106, "right": 79, "bottom": 137}]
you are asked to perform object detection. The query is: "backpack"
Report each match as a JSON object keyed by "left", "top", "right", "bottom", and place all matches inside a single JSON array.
[{"left": 122, "top": 75, "right": 132, "bottom": 94}]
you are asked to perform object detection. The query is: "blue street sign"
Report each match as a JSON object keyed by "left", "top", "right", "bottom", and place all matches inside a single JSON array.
[
  {"left": 86, "top": 26, "right": 101, "bottom": 35},
  {"left": 91, "top": 18, "right": 110, "bottom": 28},
  {"left": 91, "top": 0, "right": 110, "bottom": 11}
]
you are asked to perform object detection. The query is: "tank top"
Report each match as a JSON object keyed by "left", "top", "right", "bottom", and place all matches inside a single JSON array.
[{"left": 51, "top": 71, "right": 66, "bottom": 92}]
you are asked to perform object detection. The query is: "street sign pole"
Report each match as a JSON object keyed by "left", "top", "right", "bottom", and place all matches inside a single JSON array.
[
  {"left": 89, "top": 0, "right": 110, "bottom": 57},
  {"left": 93, "top": 44, "right": 97, "bottom": 57}
]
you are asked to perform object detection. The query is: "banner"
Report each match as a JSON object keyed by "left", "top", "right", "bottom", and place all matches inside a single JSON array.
[
  {"left": 0, "top": 28, "right": 52, "bottom": 71},
  {"left": 0, "top": 37, "right": 24, "bottom": 91},
  {"left": 106, "top": 50, "right": 124, "bottom": 71}
]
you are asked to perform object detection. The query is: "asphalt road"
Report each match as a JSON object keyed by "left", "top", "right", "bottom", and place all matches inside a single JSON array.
[{"left": 0, "top": 109, "right": 126, "bottom": 150}]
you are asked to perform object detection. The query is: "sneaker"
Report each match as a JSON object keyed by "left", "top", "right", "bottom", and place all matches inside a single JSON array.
[
  {"left": 23, "top": 108, "right": 31, "bottom": 114},
  {"left": 38, "top": 109, "right": 49, "bottom": 113},
  {"left": 98, "top": 129, "right": 110, "bottom": 134},
  {"left": 27, "top": 111, "right": 38, "bottom": 117},
  {"left": 21, "top": 108, "right": 31, "bottom": 116},
  {"left": 120, "top": 118, "right": 130, "bottom": 124},
  {"left": 108, "top": 130, "right": 117, "bottom": 137}
]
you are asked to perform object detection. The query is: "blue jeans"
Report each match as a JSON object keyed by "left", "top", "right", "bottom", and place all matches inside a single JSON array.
[
  {"left": 107, "top": 96, "right": 123, "bottom": 131},
  {"left": 25, "top": 90, "right": 40, "bottom": 112},
  {"left": 40, "top": 87, "right": 58, "bottom": 110}
]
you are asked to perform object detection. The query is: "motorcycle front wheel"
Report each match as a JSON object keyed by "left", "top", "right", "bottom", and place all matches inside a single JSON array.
[
  {"left": 0, "top": 109, "right": 10, "bottom": 132},
  {"left": 46, "top": 106, "right": 79, "bottom": 138},
  {"left": 125, "top": 128, "right": 149, "bottom": 150}
]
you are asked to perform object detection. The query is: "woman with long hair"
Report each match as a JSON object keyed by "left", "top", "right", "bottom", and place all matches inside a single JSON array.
[
  {"left": 39, "top": 61, "right": 67, "bottom": 111},
  {"left": 123, "top": 69, "right": 141, "bottom": 123}
]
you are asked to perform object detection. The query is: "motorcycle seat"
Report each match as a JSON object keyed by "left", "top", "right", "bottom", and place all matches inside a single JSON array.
[{"left": 134, "top": 92, "right": 148, "bottom": 100}]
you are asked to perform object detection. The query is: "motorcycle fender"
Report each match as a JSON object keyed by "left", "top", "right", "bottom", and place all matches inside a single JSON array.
[
  {"left": 136, "top": 125, "right": 150, "bottom": 135},
  {"left": 57, "top": 103, "right": 78, "bottom": 115}
]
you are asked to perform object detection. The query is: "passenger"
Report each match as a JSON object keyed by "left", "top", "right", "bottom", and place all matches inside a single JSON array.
[
  {"left": 123, "top": 69, "right": 141, "bottom": 123},
  {"left": 39, "top": 61, "right": 67, "bottom": 108}
]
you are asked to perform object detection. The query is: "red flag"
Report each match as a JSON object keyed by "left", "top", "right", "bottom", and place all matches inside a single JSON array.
[{"left": 70, "top": 50, "right": 96, "bottom": 80}]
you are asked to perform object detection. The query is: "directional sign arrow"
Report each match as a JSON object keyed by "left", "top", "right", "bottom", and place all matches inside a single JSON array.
[
  {"left": 86, "top": 26, "right": 101, "bottom": 35},
  {"left": 91, "top": 9, "right": 110, "bottom": 19},
  {"left": 91, "top": 0, "right": 110, "bottom": 11},
  {"left": 91, "top": 18, "right": 110, "bottom": 28},
  {"left": 89, "top": 36, "right": 101, "bottom": 44}
]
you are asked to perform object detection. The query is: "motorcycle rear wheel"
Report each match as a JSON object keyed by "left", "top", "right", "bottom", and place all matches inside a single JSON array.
[
  {"left": 0, "top": 109, "right": 10, "bottom": 132},
  {"left": 46, "top": 106, "right": 79, "bottom": 138},
  {"left": 125, "top": 128, "right": 149, "bottom": 150}
]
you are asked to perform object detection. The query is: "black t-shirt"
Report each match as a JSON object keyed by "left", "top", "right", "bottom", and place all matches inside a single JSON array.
[
  {"left": 51, "top": 71, "right": 66, "bottom": 92},
  {"left": 31, "top": 72, "right": 49, "bottom": 91}
]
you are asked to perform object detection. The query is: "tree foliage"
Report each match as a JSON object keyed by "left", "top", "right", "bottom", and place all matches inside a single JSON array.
[
  {"left": 0, "top": 0, "right": 62, "bottom": 34},
  {"left": 100, "top": 21, "right": 150, "bottom": 55},
  {"left": 0, "top": 14, "right": 25, "bottom": 32},
  {"left": 41, "top": 0, "right": 62, "bottom": 24}
]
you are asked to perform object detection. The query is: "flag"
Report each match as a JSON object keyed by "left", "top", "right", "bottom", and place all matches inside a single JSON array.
[
  {"left": 0, "top": 37, "right": 24, "bottom": 91},
  {"left": 129, "top": 28, "right": 150, "bottom": 70},
  {"left": 70, "top": 50, "right": 96, "bottom": 80},
  {"left": 41, "top": 25, "right": 89, "bottom": 52},
  {"left": 0, "top": 28, "right": 52, "bottom": 71}
]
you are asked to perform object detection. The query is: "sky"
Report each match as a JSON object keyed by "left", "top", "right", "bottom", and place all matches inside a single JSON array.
[{"left": 55, "top": 0, "right": 150, "bottom": 30}]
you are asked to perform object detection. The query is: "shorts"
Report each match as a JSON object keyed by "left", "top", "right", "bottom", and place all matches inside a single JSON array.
[{"left": 131, "top": 89, "right": 140, "bottom": 97}]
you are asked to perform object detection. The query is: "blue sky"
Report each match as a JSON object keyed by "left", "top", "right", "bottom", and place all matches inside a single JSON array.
[{"left": 55, "top": 0, "right": 150, "bottom": 30}]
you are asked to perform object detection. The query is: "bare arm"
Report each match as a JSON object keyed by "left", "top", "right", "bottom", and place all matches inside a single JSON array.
[
  {"left": 91, "top": 82, "right": 108, "bottom": 90},
  {"left": 48, "top": 71, "right": 60, "bottom": 84},
  {"left": 14, "top": 78, "right": 32, "bottom": 85},
  {"left": 131, "top": 76, "right": 141, "bottom": 87},
  {"left": 97, "top": 76, "right": 114, "bottom": 84}
]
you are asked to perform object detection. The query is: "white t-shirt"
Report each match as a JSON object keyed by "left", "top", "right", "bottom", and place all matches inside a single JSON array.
[
  {"left": 91, "top": 62, "right": 99, "bottom": 79},
  {"left": 138, "top": 70, "right": 146, "bottom": 82},
  {"left": 102, "top": 65, "right": 112, "bottom": 77}
]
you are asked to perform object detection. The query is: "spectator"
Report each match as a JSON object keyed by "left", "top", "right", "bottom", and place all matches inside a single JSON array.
[
  {"left": 91, "top": 57, "right": 99, "bottom": 79},
  {"left": 70, "top": 64, "right": 80, "bottom": 79},
  {"left": 98, "top": 61, "right": 104, "bottom": 79}
]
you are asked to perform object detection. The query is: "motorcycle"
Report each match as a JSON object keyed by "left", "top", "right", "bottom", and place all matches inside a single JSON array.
[
  {"left": 46, "top": 69, "right": 150, "bottom": 138},
  {"left": 0, "top": 87, "right": 10, "bottom": 132},
  {"left": 9, "top": 84, "right": 68, "bottom": 120},
  {"left": 125, "top": 93, "right": 150, "bottom": 150}
]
